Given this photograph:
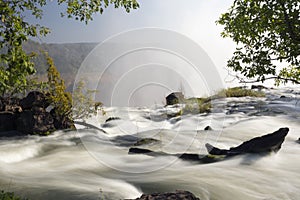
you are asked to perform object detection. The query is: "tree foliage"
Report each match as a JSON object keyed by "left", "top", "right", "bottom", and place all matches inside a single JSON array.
[
  {"left": 218, "top": 0, "right": 300, "bottom": 85},
  {"left": 72, "top": 80, "right": 105, "bottom": 120},
  {"left": 46, "top": 54, "right": 72, "bottom": 118},
  {"left": 0, "top": 0, "right": 139, "bottom": 96}
]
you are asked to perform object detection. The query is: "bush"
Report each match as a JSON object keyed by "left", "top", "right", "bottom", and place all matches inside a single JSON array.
[
  {"left": 0, "top": 190, "right": 28, "bottom": 200},
  {"left": 217, "top": 87, "right": 265, "bottom": 98},
  {"left": 182, "top": 97, "right": 211, "bottom": 114}
]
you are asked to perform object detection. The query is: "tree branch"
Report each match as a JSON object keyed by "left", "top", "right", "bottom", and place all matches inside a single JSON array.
[{"left": 239, "top": 76, "right": 300, "bottom": 84}]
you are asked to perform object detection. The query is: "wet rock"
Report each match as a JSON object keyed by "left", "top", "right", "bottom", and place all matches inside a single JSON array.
[
  {"left": 105, "top": 117, "right": 121, "bottom": 123},
  {"left": 204, "top": 126, "right": 213, "bottom": 131},
  {"left": 132, "top": 190, "right": 200, "bottom": 200},
  {"left": 129, "top": 147, "right": 154, "bottom": 154},
  {"left": 129, "top": 128, "right": 290, "bottom": 164},
  {"left": 251, "top": 85, "right": 268, "bottom": 90},
  {"left": 166, "top": 92, "right": 185, "bottom": 105},
  {"left": 129, "top": 147, "right": 223, "bottom": 164},
  {"left": 206, "top": 127, "right": 289, "bottom": 156},
  {"left": 134, "top": 138, "right": 160, "bottom": 146}
]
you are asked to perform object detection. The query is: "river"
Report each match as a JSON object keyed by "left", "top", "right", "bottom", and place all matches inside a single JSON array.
[{"left": 0, "top": 87, "right": 299, "bottom": 200}]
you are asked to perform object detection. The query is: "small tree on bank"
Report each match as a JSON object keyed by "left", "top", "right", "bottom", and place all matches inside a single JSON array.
[{"left": 218, "top": 0, "right": 300, "bottom": 85}]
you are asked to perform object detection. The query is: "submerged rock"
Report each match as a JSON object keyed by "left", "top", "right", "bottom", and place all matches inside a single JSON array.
[
  {"left": 105, "top": 117, "right": 121, "bottom": 123},
  {"left": 206, "top": 127, "right": 289, "bottom": 156},
  {"left": 134, "top": 138, "right": 160, "bottom": 146},
  {"left": 132, "top": 190, "right": 200, "bottom": 200}
]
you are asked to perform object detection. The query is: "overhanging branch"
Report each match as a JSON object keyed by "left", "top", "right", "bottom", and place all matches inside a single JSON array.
[{"left": 239, "top": 76, "right": 300, "bottom": 84}]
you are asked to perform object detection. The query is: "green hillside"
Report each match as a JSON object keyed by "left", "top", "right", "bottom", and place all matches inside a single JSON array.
[{"left": 23, "top": 40, "right": 97, "bottom": 75}]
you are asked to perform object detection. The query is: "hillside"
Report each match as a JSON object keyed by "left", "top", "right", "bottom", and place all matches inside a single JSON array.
[
  {"left": 23, "top": 40, "right": 97, "bottom": 75},
  {"left": 21, "top": 40, "right": 97, "bottom": 90}
]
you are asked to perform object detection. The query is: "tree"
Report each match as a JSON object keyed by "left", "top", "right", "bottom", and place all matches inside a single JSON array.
[
  {"left": 46, "top": 54, "right": 72, "bottom": 118},
  {"left": 0, "top": 0, "right": 139, "bottom": 96},
  {"left": 218, "top": 0, "right": 300, "bottom": 85}
]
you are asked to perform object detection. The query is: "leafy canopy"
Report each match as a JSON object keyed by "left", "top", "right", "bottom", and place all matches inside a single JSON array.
[
  {"left": 0, "top": 0, "right": 139, "bottom": 96},
  {"left": 218, "top": 0, "right": 300, "bottom": 85}
]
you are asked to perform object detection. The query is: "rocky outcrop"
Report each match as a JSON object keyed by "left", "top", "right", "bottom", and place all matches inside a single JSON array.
[
  {"left": 206, "top": 127, "right": 289, "bottom": 156},
  {"left": 132, "top": 190, "right": 200, "bottom": 200},
  {"left": 16, "top": 110, "right": 55, "bottom": 134},
  {"left": 0, "top": 112, "right": 18, "bottom": 132},
  {"left": 129, "top": 128, "right": 289, "bottom": 164},
  {"left": 19, "top": 91, "right": 49, "bottom": 110},
  {"left": 0, "top": 91, "right": 74, "bottom": 136}
]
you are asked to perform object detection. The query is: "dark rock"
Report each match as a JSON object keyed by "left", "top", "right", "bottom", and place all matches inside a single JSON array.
[
  {"left": 16, "top": 110, "right": 55, "bottom": 135},
  {"left": 251, "top": 85, "right": 268, "bottom": 90},
  {"left": 280, "top": 95, "right": 286, "bottom": 98},
  {"left": 132, "top": 190, "right": 200, "bottom": 200},
  {"left": 129, "top": 147, "right": 154, "bottom": 154},
  {"left": 20, "top": 91, "right": 49, "bottom": 110},
  {"left": 0, "top": 112, "right": 18, "bottom": 132},
  {"left": 206, "top": 127, "right": 289, "bottom": 156},
  {"left": 134, "top": 138, "right": 160, "bottom": 146},
  {"left": 166, "top": 92, "right": 185, "bottom": 105},
  {"left": 50, "top": 108, "right": 75, "bottom": 130},
  {"left": 0, "top": 97, "right": 21, "bottom": 112},
  {"left": 0, "top": 98, "right": 3, "bottom": 111},
  {"left": 0, "top": 92, "right": 75, "bottom": 135},
  {"left": 204, "top": 126, "right": 212, "bottom": 131},
  {"left": 129, "top": 128, "right": 290, "bottom": 165},
  {"left": 129, "top": 147, "right": 223, "bottom": 164},
  {"left": 105, "top": 117, "right": 121, "bottom": 123}
]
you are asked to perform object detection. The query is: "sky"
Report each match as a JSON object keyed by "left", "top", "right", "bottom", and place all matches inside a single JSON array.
[
  {"left": 27, "top": 0, "right": 250, "bottom": 105},
  {"left": 29, "top": 0, "right": 237, "bottom": 83}
]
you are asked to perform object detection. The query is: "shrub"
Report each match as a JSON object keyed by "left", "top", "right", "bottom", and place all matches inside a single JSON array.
[
  {"left": 0, "top": 190, "right": 28, "bottom": 200},
  {"left": 217, "top": 87, "right": 265, "bottom": 98}
]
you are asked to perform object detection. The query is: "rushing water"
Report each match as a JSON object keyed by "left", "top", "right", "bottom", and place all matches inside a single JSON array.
[{"left": 0, "top": 87, "right": 299, "bottom": 200}]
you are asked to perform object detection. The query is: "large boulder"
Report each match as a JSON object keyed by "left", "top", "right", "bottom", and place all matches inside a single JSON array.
[
  {"left": 133, "top": 190, "right": 200, "bottom": 200},
  {"left": 20, "top": 91, "right": 50, "bottom": 110},
  {"left": 0, "top": 112, "right": 18, "bottom": 132},
  {"left": 206, "top": 127, "right": 289, "bottom": 156},
  {"left": 16, "top": 110, "right": 55, "bottom": 135}
]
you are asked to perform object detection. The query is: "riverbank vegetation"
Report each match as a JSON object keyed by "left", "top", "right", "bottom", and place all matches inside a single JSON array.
[
  {"left": 0, "top": 190, "right": 28, "bottom": 200},
  {"left": 0, "top": 0, "right": 139, "bottom": 135}
]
